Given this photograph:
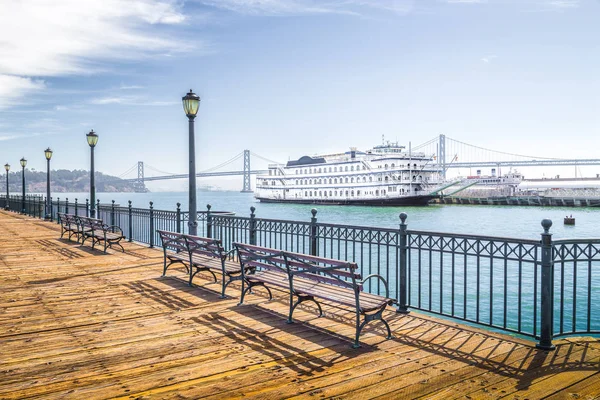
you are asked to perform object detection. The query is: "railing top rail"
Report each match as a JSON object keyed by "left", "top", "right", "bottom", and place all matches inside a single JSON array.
[
  {"left": 553, "top": 238, "right": 600, "bottom": 245},
  {"left": 316, "top": 221, "right": 399, "bottom": 234},
  {"left": 254, "top": 217, "right": 311, "bottom": 226},
  {"left": 407, "top": 229, "right": 541, "bottom": 245}
]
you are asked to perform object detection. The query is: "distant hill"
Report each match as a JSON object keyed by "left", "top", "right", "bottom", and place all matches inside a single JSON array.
[{"left": 0, "top": 169, "right": 141, "bottom": 193}]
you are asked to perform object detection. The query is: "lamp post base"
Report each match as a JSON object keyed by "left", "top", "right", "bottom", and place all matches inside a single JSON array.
[{"left": 44, "top": 214, "right": 52, "bottom": 221}]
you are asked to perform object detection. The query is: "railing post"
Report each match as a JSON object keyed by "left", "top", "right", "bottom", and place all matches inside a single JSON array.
[
  {"left": 309, "top": 208, "right": 318, "bottom": 256},
  {"left": 249, "top": 206, "right": 257, "bottom": 245},
  {"left": 65, "top": 198, "right": 69, "bottom": 215},
  {"left": 537, "top": 218, "right": 555, "bottom": 350},
  {"left": 111, "top": 200, "right": 115, "bottom": 227},
  {"left": 86, "top": 198, "right": 89, "bottom": 217},
  {"left": 128, "top": 200, "right": 133, "bottom": 242},
  {"left": 56, "top": 198, "right": 60, "bottom": 224},
  {"left": 176, "top": 202, "right": 181, "bottom": 233},
  {"left": 96, "top": 199, "right": 100, "bottom": 219},
  {"left": 398, "top": 212, "right": 410, "bottom": 314},
  {"left": 206, "top": 204, "right": 212, "bottom": 238},
  {"left": 149, "top": 201, "right": 154, "bottom": 248},
  {"left": 74, "top": 198, "right": 78, "bottom": 217}
]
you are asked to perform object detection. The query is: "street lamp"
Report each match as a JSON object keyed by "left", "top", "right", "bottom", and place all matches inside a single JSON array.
[
  {"left": 182, "top": 89, "right": 200, "bottom": 235},
  {"left": 20, "top": 157, "right": 27, "bottom": 214},
  {"left": 86, "top": 130, "right": 98, "bottom": 218},
  {"left": 44, "top": 148, "right": 53, "bottom": 220},
  {"left": 4, "top": 163, "right": 9, "bottom": 210}
]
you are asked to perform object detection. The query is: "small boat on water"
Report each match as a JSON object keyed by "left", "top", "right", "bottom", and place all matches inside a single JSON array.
[{"left": 564, "top": 215, "right": 575, "bottom": 225}]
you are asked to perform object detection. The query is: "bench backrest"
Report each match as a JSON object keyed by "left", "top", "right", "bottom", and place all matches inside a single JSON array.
[
  {"left": 284, "top": 251, "right": 361, "bottom": 290},
  {"left": 157, "top": 230, "right": 187, "bottom": 253},
  {"left": 184, "top": 234, "right": 225, "bottom": 260},
  {"left": 79, "top": 216, "right": 105, "bottom": 230},
  {"left": 58, "top": 212, "right": 77, "bottom": 225},
  {"left": 233, "top": 242, "right": 286, "bottom": 274}
]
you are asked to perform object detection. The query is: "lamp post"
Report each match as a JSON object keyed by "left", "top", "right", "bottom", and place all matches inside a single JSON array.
[
  {"left": 44, "top": 148, "right": 53, "bottom": 220},
  {"left": 182, "top": 89, "right": 200, "bottom": 235},
  {"left": 20, "top": 157, "right": 27, "bottom": 214},
  {"left": 4, "top": 163, "right": 9, "bottom": 210},
  {"left": 86, "top": 130, "right": 98, "bottom": 218}
]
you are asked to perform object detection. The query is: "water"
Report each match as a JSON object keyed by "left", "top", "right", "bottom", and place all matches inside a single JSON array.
[{"left": 51, "top": 190, "right": 600, "bottom": 240}]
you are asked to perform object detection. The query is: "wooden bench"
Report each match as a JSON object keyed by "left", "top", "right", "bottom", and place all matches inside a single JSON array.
[
  {"left": 79, "top": 216, "right": 125, "bottom": 253},
  {"left": 57, "top": 213, "right": 85, "bottom": 242},
  {"left": 235, "top": 242, "right": 397, "bottom": 348},
  {"left": 157, "top": 230, "right": 244, "bottom": 298}
]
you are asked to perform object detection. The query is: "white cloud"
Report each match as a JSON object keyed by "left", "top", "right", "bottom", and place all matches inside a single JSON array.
[
  {"left": 0, "top": 75, "right": 46, "bottom": 110},
  {"left": 0, "top": 0, "right": 188, "bottom": 109},
  {"left": 90, "top": 96, "right": 178, "bottom": 106},
  {"left": 197, "top": 0, "right": 415, "bottom": 16},
  {"left": 444, "top": 0, "right": 486, "bottom": 3},
  {"left": 481, "top": 55, "right": 497, "bottom": 63}
]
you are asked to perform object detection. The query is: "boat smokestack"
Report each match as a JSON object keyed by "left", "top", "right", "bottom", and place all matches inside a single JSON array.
[{"left": 350, "top": 147, "right": 357, "bottom": 159}]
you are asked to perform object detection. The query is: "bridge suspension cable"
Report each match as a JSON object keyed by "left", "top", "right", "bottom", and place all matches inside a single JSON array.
[
  {"left": 250, "top": 151, "right": 282, "bottom": 165},
  {"left": 118, "top": 164, "right": 139, "bottom": 178}
]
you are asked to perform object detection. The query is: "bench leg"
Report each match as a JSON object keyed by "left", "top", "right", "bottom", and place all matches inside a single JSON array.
[
  {"left": 288, "top": 294, "right": 323, "bottom": 324},
  {"left": 353, "top": 306, "right": 393, "bottom": 349},
  {"left": 238, "top": 280, "right": 272, "bottom": 305},
  {"left": 189, "top": 266, "right": 217, "bottom": 287}
]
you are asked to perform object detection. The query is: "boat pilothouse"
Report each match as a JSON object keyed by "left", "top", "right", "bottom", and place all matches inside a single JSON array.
[{"left": 255, "top": 141, "right": 445, "bottom": 206}]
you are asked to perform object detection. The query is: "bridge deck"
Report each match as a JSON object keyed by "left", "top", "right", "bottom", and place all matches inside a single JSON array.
[{"left": 0, "top": 211, "right": 598, "bottom": 399}]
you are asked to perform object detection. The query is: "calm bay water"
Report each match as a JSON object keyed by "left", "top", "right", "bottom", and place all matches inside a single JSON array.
[{"left": 51, "top": 190, "right": 600, "bottom": 240}]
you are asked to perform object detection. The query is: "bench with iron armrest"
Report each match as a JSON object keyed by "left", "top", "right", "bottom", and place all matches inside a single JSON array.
[
  {"left": 79, "top": 216, "right": 125, "bottom": 253},
  {"left": 234, "top": 242, "right": 397, "bottom": 348},
  {"left": 57, "top": 213, "right": 85, "bottom": 242},
  {"left": 157, "top": 230, "right": 245, "bottom": 298},
  {"left": 157, "top": 230, "right": 190, "bottom": 276},
  {"left": 234, "top": 243, "right": 287, "bottom": 305}
]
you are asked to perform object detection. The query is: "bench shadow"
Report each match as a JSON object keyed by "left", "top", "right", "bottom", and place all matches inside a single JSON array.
[{"left": 190, "top": 311, "right": 355, "bottom": 376}]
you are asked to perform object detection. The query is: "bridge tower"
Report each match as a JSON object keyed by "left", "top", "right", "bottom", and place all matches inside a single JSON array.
[
  {"left": 439, "top": 134, "right": 446, "bottom": 179},
  {"left": 241, "top": 150, "right": 253, "bottom": 193},
  {"left": 134, "top": 161, "right": 148, "bottom": 193}
]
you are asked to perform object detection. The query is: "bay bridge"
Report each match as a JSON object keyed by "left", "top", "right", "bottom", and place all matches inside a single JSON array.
[{"left": 114, "top": 135, "right": 600, "bottom": 192}]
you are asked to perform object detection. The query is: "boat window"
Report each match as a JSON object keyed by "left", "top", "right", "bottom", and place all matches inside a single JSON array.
[
  {"left": 375, "top": 190, "right": 379, "bottom": 196},
  {"left": 345, "top": 190, "right": 349, "bottom": 196},
  {"left": 357, "top": 190, "right": 361, "bottom": 195},
  {"left": 413, "top": 164, "right": 417, "bottom": 168},
  {"left": 329, "top": 191, "right": 332, "bottom": 196},
  {"left": 319, "top": 191, "right": 322, "bottom": 196},
  {"left": 351, "top": 178, "right": 354, "bottom": 183},
  {"left": 351, "top": 166, "right": 354, "bottom": 171},
  {"left": 351, "top": 190, "right": 354, "bottom": 196},
  {"left": 345, "top": 166, "right": 348, "bottom": 172},
  {"left": 363, "top": 165, "right": 366, "bottom": 170},
  {"left": 334, "top": 191, "right": 338, "bottom": 196},
  {"left": 385, "top": 164, "right": 388, "bottom": 169},
  {"left": 272, "top": 181, "right": 275, "bottom": 186},
  {"left": 383, "top": 190, "right": 386, "bottom": 195},
  {"left": 329, "top": 178, "right": 332, "bottom": 184},
  {"left": 391, "top": 164, "right": 395, "bottom": 168},
  {"left": 305, "top": 191, "right": 308, "bottom": 196},
  {"left": 345, "top": 178, "right": 348, "bottom": 183},
  {"left": 385, "top": 176, "right": 389, "bottom": 182},
  {"left": 329, "top": 167, "right": 332, "bottom": 172},
  {"left": 334, "top": 167, "right": 337, "bottom": 172},
  {"left": 369, "top": 177, "right": 373, "bottom": 182},
  {"left": 319, "top": 168, "right": 322, "bottom": 173},
  {"left": 309, "top": 179, "right": 312, "bottom": 184}
]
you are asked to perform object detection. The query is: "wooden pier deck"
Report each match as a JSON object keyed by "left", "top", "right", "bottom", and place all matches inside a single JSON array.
[{"left": 0, "top": 211, "right": 598, "bottom": 399}]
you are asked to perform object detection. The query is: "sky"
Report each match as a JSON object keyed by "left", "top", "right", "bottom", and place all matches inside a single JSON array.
[{"left": 0, "top": 0, "right": 598, "bottom": 191}]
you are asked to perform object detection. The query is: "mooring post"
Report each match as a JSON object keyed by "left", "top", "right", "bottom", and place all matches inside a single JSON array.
[
  {"left": 149, "top": 201, "right": 154, "bottom": 248},
  {"left": 56, "top": 198, "right": 60, "bottom": 224},
  {"left": 309, "top": 208, "right": 318, "bottom": 256},
  {"left": 96, "top": 199, "right": 100, "bottom": 219},
  {"left": 176, "top": 202, "right": 181, "bottom": 233},
  {"left": 65, "top": 198, "right": 69, "bottom": 215},
  {"left": 537, "top": 218, "right": 556, "bottom": 350},
  {"left": 249, "top": 206, "right": 257, "bottom": 245},
  {"left": 85, "top": 198, "right": 89, "bottom": 217},
  {"left": 206, "top": 204, "right": 212, "bottom": 238},
  {"left": 74, "top": 198, "right": 78, "bottom": 217},
  {"left": 398, "top": 212, "right": 410, "bottom": 314},
  {"left": 128, "top": 200, "right": 133, "bottom": 242}
]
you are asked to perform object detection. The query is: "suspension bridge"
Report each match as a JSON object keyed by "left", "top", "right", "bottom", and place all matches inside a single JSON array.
[{"left": 114, "top": 135, "right": 600, "bottom": 192}]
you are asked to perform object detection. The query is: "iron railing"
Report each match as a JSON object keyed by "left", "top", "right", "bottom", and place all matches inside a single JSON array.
[{"left": 2, "top": 193, "right": 598, "bottom": 349}]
